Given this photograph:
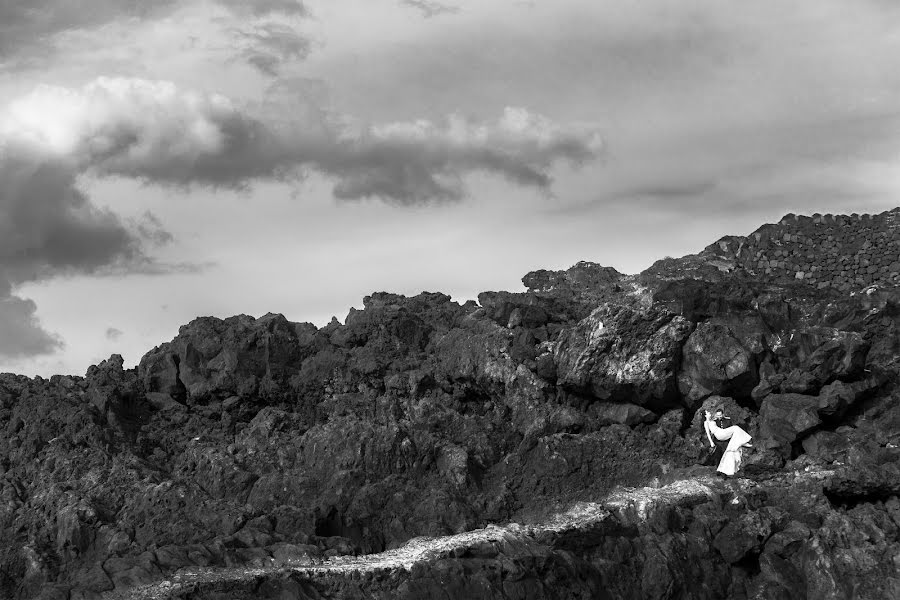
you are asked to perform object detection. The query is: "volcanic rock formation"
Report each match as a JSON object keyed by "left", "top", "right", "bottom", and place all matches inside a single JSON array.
[{"left": 0, "top": 209, "right": 898, "bottom": 599}]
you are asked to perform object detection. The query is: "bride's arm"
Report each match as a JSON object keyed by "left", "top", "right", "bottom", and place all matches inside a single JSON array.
[{"left": 704, "top": 420, "right": 715, "bottom": 448}]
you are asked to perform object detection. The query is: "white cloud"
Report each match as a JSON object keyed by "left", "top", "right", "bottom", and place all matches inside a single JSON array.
[{"left": 2, "top": 77, "right": 603, "bottom": 202}]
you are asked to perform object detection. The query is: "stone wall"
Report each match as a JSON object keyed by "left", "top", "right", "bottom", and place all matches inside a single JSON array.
[{"left": 707, "top": 207, "right": 900, "bottom": 292}]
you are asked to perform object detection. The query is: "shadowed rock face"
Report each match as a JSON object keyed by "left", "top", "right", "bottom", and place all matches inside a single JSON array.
[{"left": 1, "top": 211, "right": 899, "bottom": 599}]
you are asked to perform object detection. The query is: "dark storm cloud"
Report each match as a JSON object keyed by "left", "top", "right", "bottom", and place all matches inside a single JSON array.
[
  {"left": 401, "top": 0, "right": 460, "bottom": 18},
  {"left": 0, "top": 81, "right": 183, "bottom": 358},
  {"left": 0, "top": 292, "right": 63, "bottom": 358},
  {"left": 0, "top": 151, "right": 146, "bottom": 358},
  {"left": 0, "top": 159, "right": 141, "bottom": 280}
]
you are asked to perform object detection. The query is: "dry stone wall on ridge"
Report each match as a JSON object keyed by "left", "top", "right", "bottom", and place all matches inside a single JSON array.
[{"left": 707, "top": 207, "right": 900, "bottom": 291}]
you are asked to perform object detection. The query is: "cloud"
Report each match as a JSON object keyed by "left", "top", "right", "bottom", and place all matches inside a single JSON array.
[
  {"left": 324, "top": 108, "right": 602, "bottom": 203},
  {"left": 0, "top": 154, "right": 139, "bottom": 357},
  {"left": 617, "top": 180, "right": 718, "bottom": 201},
  {"left": 134, "top": 212, "right": 175, "bottom": 247},
  {"left": 0, "top": 292, "right": 63, "bottom": 359},
  {"left": 2, "top": 77, "right": 603, "bottom": 203},
  {"left": 216, "top": 0, "right": 307, "bottom": 17},
  {"left": 0, "top": 1, "right": 181, "bottom": 60},
  {"left": 105, "top": 327, "right": 123, "bottom": 341},
  {"left": 0, "top": 75, "right": 600, "bottom": 357},
  {"left": 401, "top": 0, "right": 460, "bottom": 18},
  {"left": 2, "top": 79, "right": 276, "bottom": 186},
  {"left": 0, "top": 1, "right": 308, "bottom": 67},
  {"left": 0, "top": 154, "right": 144, "bottom": 284},
  {"left": 0, "top": 80, "right": 176, "bottom": 358},
  {"left": 233, "top": 22, "right": 312, "bottom": 75}
]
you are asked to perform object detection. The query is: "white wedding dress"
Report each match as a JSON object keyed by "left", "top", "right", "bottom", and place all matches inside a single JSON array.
[{"left": 706, "top": 419, "right": 752, "bottom": 476}]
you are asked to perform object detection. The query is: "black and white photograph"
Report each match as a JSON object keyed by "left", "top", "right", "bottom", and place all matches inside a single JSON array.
[{"left": 0, "top": 1, "right": 899, "bottom": 598}]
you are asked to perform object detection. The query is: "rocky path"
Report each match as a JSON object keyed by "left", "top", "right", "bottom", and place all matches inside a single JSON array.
[{"left": 106, "top": 470, "right": 814, "bottom": 600}]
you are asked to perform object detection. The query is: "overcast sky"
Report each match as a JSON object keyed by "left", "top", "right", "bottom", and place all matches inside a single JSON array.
[{"left": 2, "top": 0, "right": 899, "bottom": 376}]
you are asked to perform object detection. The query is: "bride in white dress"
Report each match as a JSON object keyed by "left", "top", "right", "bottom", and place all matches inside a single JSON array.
[{"left": 704, "top": 410, "right": 753, "bottom": 476}]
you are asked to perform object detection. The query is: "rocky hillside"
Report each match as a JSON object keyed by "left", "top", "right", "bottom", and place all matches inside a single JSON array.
[{"left": 0, "top": 209, "right": 898, "bottom": 599}]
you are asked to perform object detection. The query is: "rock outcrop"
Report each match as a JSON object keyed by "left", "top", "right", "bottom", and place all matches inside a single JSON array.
[{"left": 0, "top": 209, "right": 898, "bottom": 599}]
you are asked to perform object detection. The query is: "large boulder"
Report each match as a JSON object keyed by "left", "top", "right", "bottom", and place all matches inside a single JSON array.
[
  {"left": 758, "top": 393, "right": 821, "bottom": 457},
  {"left": 476, "top": 292, "right": 549, "bottom": 329},
  {"left": 801, "top": 430, "right": 852, "bottom": 463},
  {"left": 779, "top": 333, "right": 870, "bottom": 395},
  {"left": 138, "top": 313, "right": 316, "bottom": 403},
  {"left": 555, "top": 303, "right": 692, "bottom": 411},
  {"left": 713, "top": 507, "right": 788, "bottom": 564},
  {"left": 815, "top": 377, "right": 883, "bottom": 421},
  {"left": 824, "top": 461, "right": 900, "bottom": 505},
  {"left": 677, "top": 318, "right": 767, "bottom": 407},
  {"left": 588, "top": 402, "right": 656, "bottom": 426}
]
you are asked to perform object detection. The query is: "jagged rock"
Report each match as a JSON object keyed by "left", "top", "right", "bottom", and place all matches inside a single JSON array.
[
  {"left": 814, "top": 334, "right": 870, "bottom": 381},
  {"left": 677, "top": 318, "right": 766, "bottom": 407},
  {"left": 824, "top": 462, "right": 900, "bottom": 504},
  {"left": 139, "top": 313, "right": 314, "bottom": 403},
  {"left": 70, "top": 564, "right": 114, "bottom": 596},
  {"left": 782, "top": 334, "right": 870, "bottom": 395},
  {"left": 801, "top": 430, "right": 851, "bottom": 463},
  {"left": 138, "top": 351, "right": 185, "bottom": 404},
  {"left": 269, "top": 542, "right": 320, "bottom": 565},
  {"left": 522, "top": 262, "right": 623, "bottom": 309},
  {"left": 816, "top": 380, "right": 858, "bottom": 419},
  {"left": 476, "top": 291, "right": 549, "bottom": 329},
  {"left": 55, "top": 500, "right": 97, "bottom": 556},
  {"left": 780, "top": 369, "right": 819, "bottom": 394},
  {"left": 758, "top": 393, "right": 821, "bottom": 457},
  {"left": 713, "top": 507, "right": 788, "bottom": 563},
  {"left": 588, "top": 402, "right": 655, "bottom": 426},
  {"left": 555, "top": 303, "right": 692, "bottom": 410},
  {"left": 102, "top": 552, "right": 160, "bottom": 589},
  {"left": 650, "top": 278, "right": 759, "bottom": 322},
  {"left": 756, "top": 520, "right": 812, "bottom": 598}
]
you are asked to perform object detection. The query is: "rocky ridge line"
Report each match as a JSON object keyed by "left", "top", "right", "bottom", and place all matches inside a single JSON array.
[{"left": 647, "top": 207, "right": 900, "bottom": 290}]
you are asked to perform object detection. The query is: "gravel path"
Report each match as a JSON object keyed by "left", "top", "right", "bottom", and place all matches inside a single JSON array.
[{"left": 108, "top": 470, "right": 834, "bottom": 600}]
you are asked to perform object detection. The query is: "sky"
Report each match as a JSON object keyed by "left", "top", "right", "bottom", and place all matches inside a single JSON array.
[{"left": 1, "top": 0, "right": 900, "bottom": 376}]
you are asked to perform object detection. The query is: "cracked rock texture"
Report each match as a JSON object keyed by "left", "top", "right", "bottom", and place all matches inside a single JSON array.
[{"left": 0, "top": 209, "right": 898, "bottom": 599}]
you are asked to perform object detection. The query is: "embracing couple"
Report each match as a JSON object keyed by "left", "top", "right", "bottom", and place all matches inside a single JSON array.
[{"left": 703, "top": 408, "right": 753, "bottom": 477}]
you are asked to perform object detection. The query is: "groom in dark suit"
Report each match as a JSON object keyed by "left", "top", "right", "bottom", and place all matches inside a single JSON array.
[{"left": 710, "top": 408, "right": 732, "bottom": 464}]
